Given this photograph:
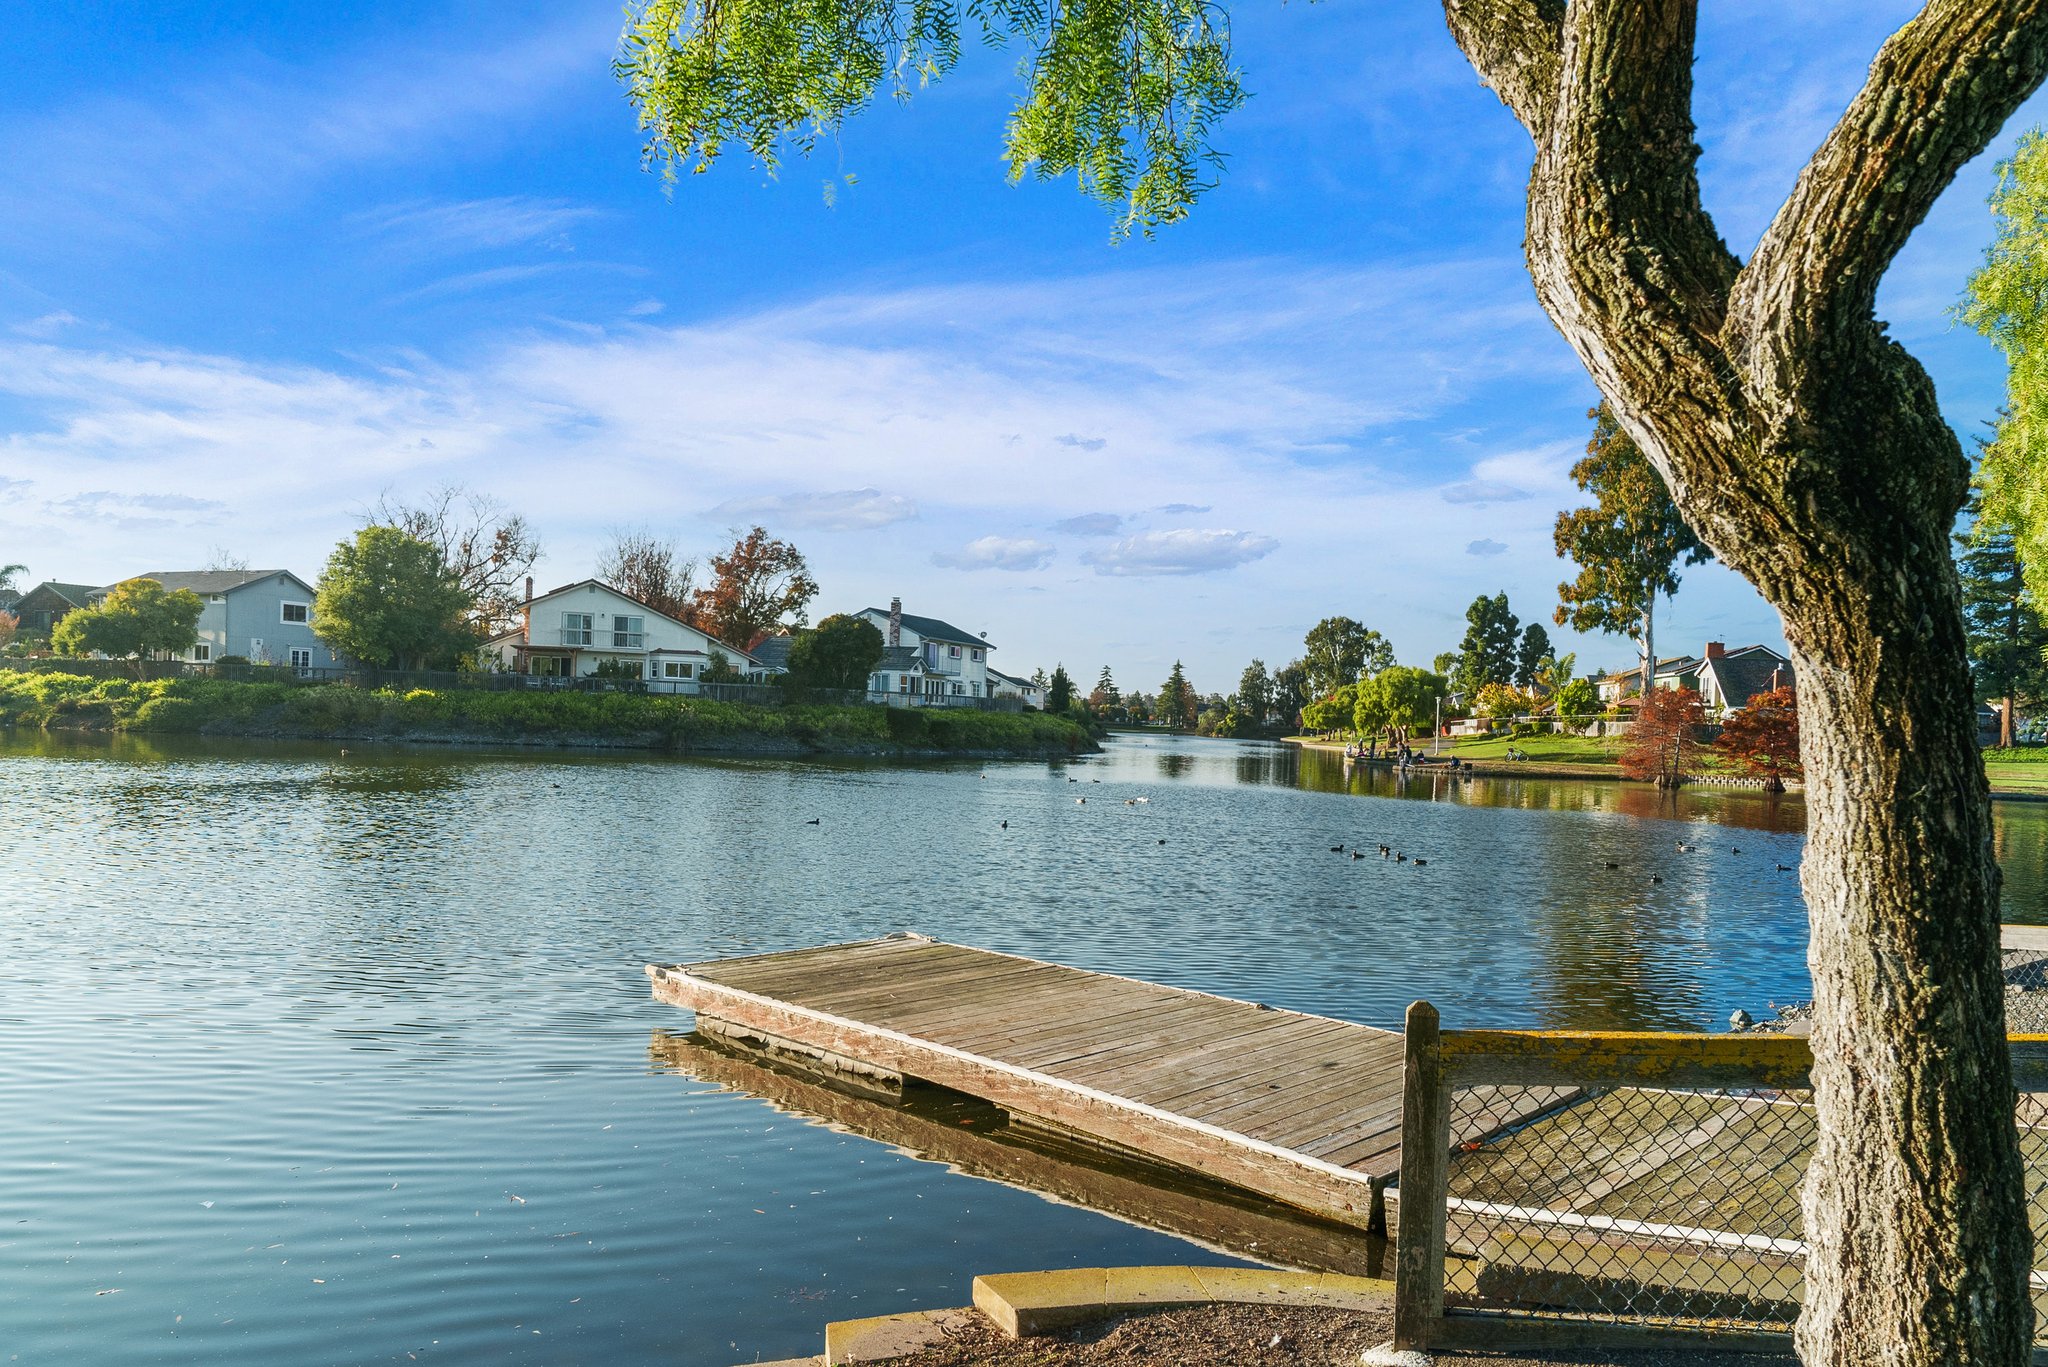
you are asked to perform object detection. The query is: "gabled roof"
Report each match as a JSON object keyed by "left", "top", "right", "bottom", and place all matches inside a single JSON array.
[
  {"left": 136, "top": 569, "right": 310, "bottom": 596},
  {"left": 1702, "top": 647, "right": 1793, "bottom": 709},
  {"left": 16, "top": 581, "right": 103, "bottom": 608},
  {"left": 749, "top": 633, "right": 793, "bottom": 671},
  {"left": 523, "top": 578, "right": 757, "bottom": 663},
  {"left": 1593, "top": 654, "right": 1697, "bottom": 684},
  {"left": 876, "top": 645, "right": 928, "bottom": 673},
  {"left": 855, "top": 607, "right": 993, "bottom": 650},
  {"left": 987, "top": 667, "right": 1040, "bottom": 690}
]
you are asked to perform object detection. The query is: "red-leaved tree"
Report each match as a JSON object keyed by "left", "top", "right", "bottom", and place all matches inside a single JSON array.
[
  {"left": 1715, "top": 687, "right": 1801, "bottom": 792},
  {"left": 1620, "top": 687, "right": 1707, "bottom": 788}
]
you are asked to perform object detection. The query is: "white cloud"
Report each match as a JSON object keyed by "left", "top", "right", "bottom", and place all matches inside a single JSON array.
[
  {"left": 1052, "top": 512, "right": 1123, "bottom": 536},
  {"left": 1055, "top": 433, "right": 1108, "bottom": 451},
  {"left": 1156, "top": 503, "right": 1212, "bottom": 515},
  {"left": 626, "top": 299, "right": 665, "bottom": 317},
  {"left": 1080, "top": 529, "right": 1278, "bottom": 577},
  {"left": 1466, "top": 538, "right": 1508, "bottom": 557},
  {"left": 12, "top": 311, "right": 80, "bottom": 338},
  {"left": 1442, "top": 481, "right": 1529, "bottom": 506},
  {"left": 357, "top": 196, "right": 600, "bottom": 253},
  {"left": 707, "top": 488, "right": 919, "bottom": 531},
  {"left": 932, "top": 536, "right": 1056, "bottom": 571}
]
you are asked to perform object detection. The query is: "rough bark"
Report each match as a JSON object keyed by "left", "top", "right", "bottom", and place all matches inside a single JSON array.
[{"left": 1445, "top": 2, "right": 2048, "bottom": 1362}]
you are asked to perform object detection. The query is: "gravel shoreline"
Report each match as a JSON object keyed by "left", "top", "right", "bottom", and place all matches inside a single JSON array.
[
  {"left": 1743, "top": 946, "right": 2048, "bottom": 1034},
  {"left": 881, "top": 1304, "right": 1790, "bottom": 1367}
]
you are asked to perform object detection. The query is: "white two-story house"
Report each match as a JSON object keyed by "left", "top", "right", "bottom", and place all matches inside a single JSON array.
[
  {"left": 489, "top": 579, "right": 758, "bottom": 690},
  {"left": 854, "top": 598, "right": 996, "bottom": 701}
]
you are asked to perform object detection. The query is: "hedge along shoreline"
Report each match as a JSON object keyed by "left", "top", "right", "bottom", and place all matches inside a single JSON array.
[{"left": 0, "top": 672, "right": 1100, "bottom": 758}]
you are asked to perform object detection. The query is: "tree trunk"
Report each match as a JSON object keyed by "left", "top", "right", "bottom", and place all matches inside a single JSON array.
[
  {"left": 1639, "top": 592, "right": 1655, "bottom": 704},
  {"left": 1439, "top": 4, "right": 2048, "bottom": 1361},
  {"left": 2003, "top": 690, "right": 2015, "bottom": 750}
]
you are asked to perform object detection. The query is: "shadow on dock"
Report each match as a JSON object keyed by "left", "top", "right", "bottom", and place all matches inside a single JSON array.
[{"left": 647, "top": 1027, "right": 1389, "bottom": 1279}]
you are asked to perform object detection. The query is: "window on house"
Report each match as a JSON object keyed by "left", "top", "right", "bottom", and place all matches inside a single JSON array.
[
  {"left": 899, "top": 675, "right": 910, "bottom": 692},
  {"left": 612, "top": 615, "right": 644, "bottom": 648},
  {"left": 971, "top": 683, "right": 980, "bottom": 696},
  {"left": 949, "top": 645, "right": 962, "bottom": 658},
  {"left": 562, "top": 612, "right": 593, "bottom": 645},
  {"left": 280, "top": 602, "right": 310, "bottom": 624},
  {"left": 289, "top": 648, "right": 313, "bottom": 670},
  {"left": 191, "top": 644, "right": 212, "bottom": 663},
  {"left": 971, "top": 649, "right": 982, "bottom": 661},
  {"left": 952, "top": 682, "right": 964, "bottom": 695},
  {"left": 662, "top": 661, "right": 693, "bottom": 679}
]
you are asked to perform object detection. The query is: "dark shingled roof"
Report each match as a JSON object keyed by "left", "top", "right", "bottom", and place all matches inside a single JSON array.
[
  {"left": 18, "top": 581, "right": 104, "bottom": 607},
  {"left": 750, "top": 634, "right": 793, "bottom": 671},
  {"left": 875, "top": 645, "right": 927, "bottom": 673},
  {"left": 856, "top": 607, "right": 993, "bottom": 650},
  {"left": 136, "top": 569, "right": 306, "bottom": 596},
  {"left": 987, "top": 668, "right": 1038, "bottom": 690},
  {"left": 1702, "top": 646, "right": 1793, "bottom": 711}
]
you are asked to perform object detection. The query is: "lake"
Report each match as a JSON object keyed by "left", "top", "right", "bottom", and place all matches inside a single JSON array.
[{"left": 4, "top": 730, "right": 2045, "bottom": 1365}]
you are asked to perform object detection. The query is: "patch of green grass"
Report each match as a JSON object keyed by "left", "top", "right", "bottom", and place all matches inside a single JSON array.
[{"left": 1439, "top": 732, "right": 1626, "bottom": 765}]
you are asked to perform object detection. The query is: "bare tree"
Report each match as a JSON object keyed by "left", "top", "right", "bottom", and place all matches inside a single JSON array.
[
  {"left": 596, "top": 530, "right": 697, "bottom": 623},
  {"left": 1441, "top": 4, "right": 2048, "bottom": 1361},
  {"left": 202, "top": 546, "right": 251, "bottom": 573},
  {"left": 368, "top": 486, "right": 542, "bottom": 634}
]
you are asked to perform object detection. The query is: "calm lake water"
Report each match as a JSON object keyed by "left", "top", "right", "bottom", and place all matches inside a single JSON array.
[{"left": 5, "top": 730, "right": 2047, "bottom": 1365}]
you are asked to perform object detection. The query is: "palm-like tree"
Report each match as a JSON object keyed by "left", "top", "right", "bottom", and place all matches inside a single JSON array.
[
  {"left": 0, "top": 563, "right": 26, "bottom": 607},
  {"left": 1532, "top": 651, "right": 1579, "bottom": 702}
]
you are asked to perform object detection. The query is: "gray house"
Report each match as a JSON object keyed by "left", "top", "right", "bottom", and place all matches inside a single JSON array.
[{"left": 104, "top": 570, "right": 343, "bottom": 669}]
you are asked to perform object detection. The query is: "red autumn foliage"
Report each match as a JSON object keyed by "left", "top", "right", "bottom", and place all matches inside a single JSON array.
[
  {"left": 1714, "top": 686, "right": 1800, "bottom": 788},
  {"left": 1620, "top": 686, "right": 1709, "bottom": 786}
]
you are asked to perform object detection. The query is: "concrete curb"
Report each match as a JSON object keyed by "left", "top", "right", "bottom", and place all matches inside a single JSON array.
[
  {"left": 746, "top": 1264, "right": 1398, "bottom": 1366},
  {"left": 971, "top": 1264, "right": 1395, "bottom": 1337}
]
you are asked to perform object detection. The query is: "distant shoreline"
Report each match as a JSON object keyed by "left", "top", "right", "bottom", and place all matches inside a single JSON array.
[{"left": 0, "top": 670, "right": 1099, "bottom": 760}]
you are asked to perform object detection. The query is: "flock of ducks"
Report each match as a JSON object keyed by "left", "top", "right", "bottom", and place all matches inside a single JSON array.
[{"left": 1317, "top": 834, "right": 1797, "bottom": 880}]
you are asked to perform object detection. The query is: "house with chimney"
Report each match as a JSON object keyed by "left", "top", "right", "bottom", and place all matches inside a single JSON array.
[
  {"left": 855, "top": 598, "right": 997, "bottom": 703},
  {"left": 1595, "top": 640, "right": 1792, "bottom": 715},
  {"left": 486, "top": 578, "right": 759, "bottom": 690}
]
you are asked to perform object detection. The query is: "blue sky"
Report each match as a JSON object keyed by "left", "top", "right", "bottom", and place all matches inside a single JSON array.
[{"left": 0, "top": 1, "right": 2032, "bottom": 689}]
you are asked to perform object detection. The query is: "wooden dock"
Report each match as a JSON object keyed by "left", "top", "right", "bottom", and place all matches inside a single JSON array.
[{"left": 646, "top": 934, "right": 1567, "bottom": 1230}]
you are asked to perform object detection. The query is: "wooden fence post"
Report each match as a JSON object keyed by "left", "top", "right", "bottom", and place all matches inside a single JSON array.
[{"left": 1393, "top": 999, "right": 1449, "bottom": 1351}]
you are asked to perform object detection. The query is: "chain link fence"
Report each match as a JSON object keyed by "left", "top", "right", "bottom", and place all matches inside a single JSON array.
[{"left": 1393, "top": 1003, "right": 2048, "bottom": 1354}]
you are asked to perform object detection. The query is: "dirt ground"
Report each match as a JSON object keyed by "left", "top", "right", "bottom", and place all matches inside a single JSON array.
[{"left": 884, "top": 1304, "right": 1794, "bottom": 1367}]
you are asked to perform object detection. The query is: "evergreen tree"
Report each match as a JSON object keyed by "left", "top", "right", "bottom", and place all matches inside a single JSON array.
[
  {"left": 1959, "top": 486, "right": 2048, "bottom": 746},
  {"left": 1158, "top": 661, "right": 1197, "bottom": 730},
  {"left": 1236, "top": 659, "right": 1272, "bottom": 730},
  {"left": 1515, "top": 623, "right": 1552, "bottom": 689},
  {"left": 1453, "top": 592, "right": 1519, "bottom": 698},
  {"left": 1046, "top": 664, "right": 1075, "bottom": 713},
  {"left": 1094, "top": 665, "right": 1119, "bottom": 703}
]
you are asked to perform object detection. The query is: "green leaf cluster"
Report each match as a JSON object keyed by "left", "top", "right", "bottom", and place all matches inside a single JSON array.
[
  {"left": 51, "top": 578, "right": 204, "bottom": 667},
  {"left": 314, "top": 526, "right": 477, "bottom": 670},
  {"left": 617, "top": 0, "right": 1245, "bottom": 237},
  {"left": 1552, "top": 404, "right": 1708, "bottom": 642},
  {"left": 1964, "top": 129, "right": 2048, "bottom": 602}
]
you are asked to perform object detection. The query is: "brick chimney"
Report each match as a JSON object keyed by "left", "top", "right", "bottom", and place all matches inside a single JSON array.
[
  {"left": 888, "top": 597, "right": 902, "bottom": 648},
  {"left": 1704, "top": 640, "right": 1726, "bottom": 660},
  {"left": 523, "top": 576, "right": 534, "bottom": 643}
]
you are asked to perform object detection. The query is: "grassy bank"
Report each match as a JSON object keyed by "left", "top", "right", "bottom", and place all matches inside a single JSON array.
[{"left": 0, "top": 671, "right": 1097, "bottom": 757}]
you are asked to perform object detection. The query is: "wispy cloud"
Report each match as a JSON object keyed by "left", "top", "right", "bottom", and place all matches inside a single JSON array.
[
  {"left": 1441, "top": 480, "right": 1529, "bottom": 506},
  {"left": 357, "top": 196, "right": 601, "bottom": 253},
  {"left": 0, "top": 14, "right": 613, "bottom": 247},
  {"left": 1156, "top": 503, "right": 1211, "bottom": 515},
  {"left": 1080, "top": 529, "right": 1278, "bottom": 577},
  {"left": 1055, "top": 433, "right": 1108, "bottom": 451},
  {"left": 1053, "top": 512, "right": 1124, "bottom": 536},
  {"left": 932, "top": 536, "right": 1056, "bottom": 571},
  {"left": 707, "top": 488, "right": 919, "bottom": 531},
  {"left": 12, "top": 311, "right": 80, "bottom": 338},
  {"left": 1466, "top": 538, "right": 1508, "bottom": 557}
]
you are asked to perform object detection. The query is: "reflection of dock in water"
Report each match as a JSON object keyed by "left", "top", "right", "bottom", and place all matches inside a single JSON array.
[
  {"left": 647, "top": 1028, "right": 1388, "bottom": 1277},
  {"left": 646, "top": 936, "right": 1571, "bottom": 1237}
]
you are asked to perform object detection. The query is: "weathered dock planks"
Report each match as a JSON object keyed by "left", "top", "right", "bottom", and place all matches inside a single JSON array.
[{"left": 645, "top": 934, "right": 1565, "bottom": 1230}]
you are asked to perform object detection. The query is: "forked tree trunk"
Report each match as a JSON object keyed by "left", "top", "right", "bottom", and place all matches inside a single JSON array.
[
  {"left": 1441, "top": 2, "right": 2048, "bottom": 1361},
  {"left": 1638, "top": 594, "right": 1654, "bottom": 705}
]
